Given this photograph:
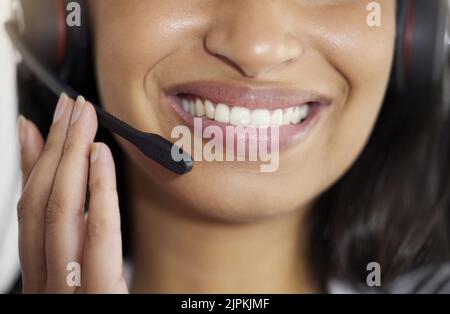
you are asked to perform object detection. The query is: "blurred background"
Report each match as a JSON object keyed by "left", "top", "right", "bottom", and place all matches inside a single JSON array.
[{"left": 0, "top": 0, "right": 20, "bottom": 293}]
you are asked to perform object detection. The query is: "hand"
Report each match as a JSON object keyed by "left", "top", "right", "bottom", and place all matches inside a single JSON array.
[{"left": 17, "top": 94, "right": 129, "bottom": 293}]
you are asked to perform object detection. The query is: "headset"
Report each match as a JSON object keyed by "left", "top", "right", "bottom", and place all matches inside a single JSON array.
[
  {"left": 392, "top": 0, "right": 450, "bottom": 111},
  {"left": 4, "top": 0, "right": 450, "bottom": 174}
]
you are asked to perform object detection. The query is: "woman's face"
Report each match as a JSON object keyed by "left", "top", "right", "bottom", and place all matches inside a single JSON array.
[{"left": 89, "top": 0, "right": 396, "bottom": 222}]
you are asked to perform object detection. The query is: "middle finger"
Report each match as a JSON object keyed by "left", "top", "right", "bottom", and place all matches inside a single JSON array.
[{"left": 45, "top": 96, "right": 98, "bottom": 292}]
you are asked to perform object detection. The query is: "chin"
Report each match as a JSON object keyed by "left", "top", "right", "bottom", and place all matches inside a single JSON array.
[
  {"left": 173, "top": 166, "right": 316, "bottom": 223},
  {"left": 120, "top": 136, "right": 325, "bottom": 223},
  {"left": 176, "top": 186, "right": 308, "bottom": 224}
]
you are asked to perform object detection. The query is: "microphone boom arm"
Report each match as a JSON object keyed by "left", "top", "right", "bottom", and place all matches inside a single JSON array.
[{"left": 5, "top": 21, "right": 193, "bottom": 175}]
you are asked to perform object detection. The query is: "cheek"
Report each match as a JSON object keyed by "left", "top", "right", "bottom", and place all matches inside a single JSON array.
[
  {"left": 306, "top": 1, "right": 396, "bottom": 99},
  {"left": 313, "top": 8, "right": 396, "bottom": 184},
  {"left": 265, "top": 5, "right": 397, "bottom": 208},
  {"left": 93, "top": 1, "right": 207, "bottom": 125},
  {"left": 342, "top": 33, "right": 395, "bottom": 155}
]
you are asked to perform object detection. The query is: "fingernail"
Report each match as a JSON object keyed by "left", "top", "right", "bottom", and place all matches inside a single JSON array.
[
  {"left": 53, "top": 93, "right": 69, "bottom": 123},
  {"left": 18, "top": 115, "right": 27, "bottom": 149},
  {"left": 71, "top": 96, "right": 86, "bottom": 125},
  {"left": 90, "top": 144, "right": 100, "bottom": 163}
]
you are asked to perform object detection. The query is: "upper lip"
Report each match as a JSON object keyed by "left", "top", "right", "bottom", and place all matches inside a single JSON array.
[{"left": 166, "top": 81, "right": 332, "bottom": 110}]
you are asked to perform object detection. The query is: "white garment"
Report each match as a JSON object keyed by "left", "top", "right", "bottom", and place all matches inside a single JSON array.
[{"left": 0, "top": 0, "right": 20, "bottom": 294}]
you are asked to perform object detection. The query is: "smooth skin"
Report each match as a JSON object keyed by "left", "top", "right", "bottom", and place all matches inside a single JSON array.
[
  {"left": 18, "top": 95, "right": 127, "bottom": 293},
  {"left": 17, "top": 0, "right": 396, "bottom": 293}
]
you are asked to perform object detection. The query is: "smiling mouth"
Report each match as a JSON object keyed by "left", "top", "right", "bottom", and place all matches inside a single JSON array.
[
  {"left": 177, "top": 94, "right": 318, "bottom": 128},
  {"left": 164, "top": 81, "right": 332, "bottom": 149},
  {"left": 167, "top": 81, "right": 331, "bottom": 125}
]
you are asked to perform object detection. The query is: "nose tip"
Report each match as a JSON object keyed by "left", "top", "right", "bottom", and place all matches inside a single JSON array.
[
  {"left": 204, "top": 4, "right": 303, "bottom": 78},
  {"left": 243, "top": 37, "right": 303, "bottom": 76}
]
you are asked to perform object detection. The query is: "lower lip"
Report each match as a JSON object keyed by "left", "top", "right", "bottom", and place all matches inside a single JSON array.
[{"left": 165, "top": 95, "right": 328, "bottom": 151}]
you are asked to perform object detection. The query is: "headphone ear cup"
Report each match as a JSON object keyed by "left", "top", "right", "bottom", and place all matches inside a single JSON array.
[
  {"left": 60, "top": 0, "right": 90, "bottom": 89},
  {"left": 16, "top": 0, "right": 63, "bottom": 71},
  {"left": 392, "top": 0, "right": 449, "bottom": 104},
  {"left": 16, "top": 0, "right": 90, "bottom": 89}
]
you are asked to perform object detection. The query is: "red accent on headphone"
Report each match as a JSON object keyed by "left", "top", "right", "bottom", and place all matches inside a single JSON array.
[
  {"left": 55, "top": 0, "right": 67, "bottom": 65},
  {"left": 404, "top": 1, "right": 415, "bottom": 79}
]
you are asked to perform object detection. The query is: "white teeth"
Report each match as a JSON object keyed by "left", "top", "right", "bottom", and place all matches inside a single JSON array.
[
  {"left": 195, "top": 99, "right": 205, "bottom": 117},
  {"left": 230, "top": 106, "right": 251, "bottom": 126},
  {"left": 291, "top": 106, "right": 302, "bottom": 124},
  {"left": 189, "top": 101, "right": 196, "bottom": 116},
  {"left": 182, "top": 98, "right": 190, "bottom": 113},
  {"left": 251, "top": 109, "right": 271, "bottom": 127},
  {"left": 271, "top": 109, "right": 283, "bottom": 127},
  {"left": 283, "top": 107, "right": 294, "bottom": 125},
  {"left": 205, "top": 99, "right": 215, "bottom": 119},
  {"left": 180, "top": 97, "right": 312, "bottom": 127},
  {"left": 215, "top": 104, "right": 230, "bottom": 123},
  {"left": 299, "top": 105, "right": 310, "bottom": 121}
]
